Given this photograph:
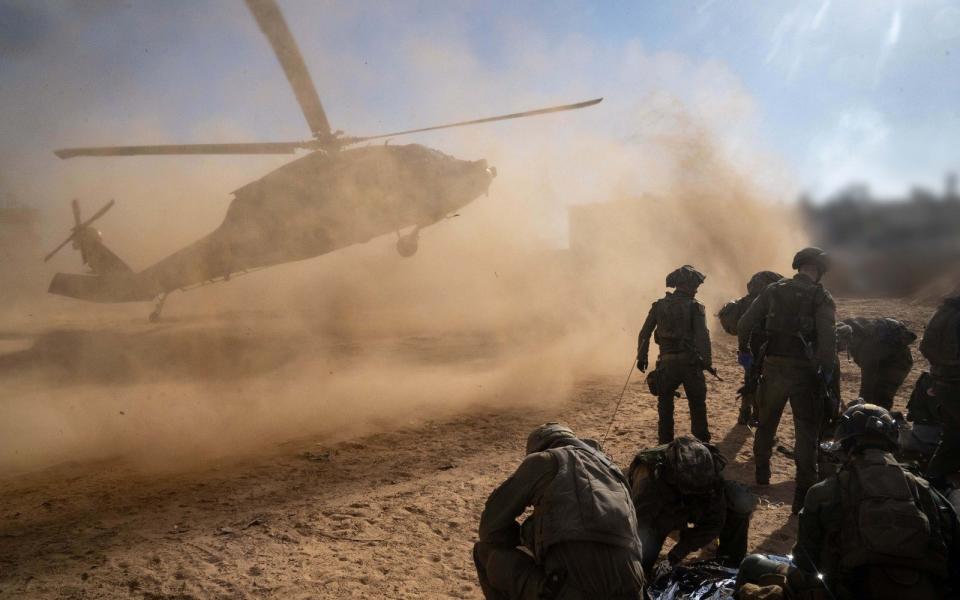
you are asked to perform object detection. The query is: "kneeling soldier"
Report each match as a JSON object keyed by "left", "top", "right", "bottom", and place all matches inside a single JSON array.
[
  {"left": 474, "top": 423, "right": 646, "bottom": 599},
  {"left": 627, "top": 435, "right": 755, "bottom": 578}
]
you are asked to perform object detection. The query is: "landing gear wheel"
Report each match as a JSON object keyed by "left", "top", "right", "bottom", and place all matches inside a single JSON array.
[
  {"left": 396, "top": 227, "right": 420, "bottom": 258},
  {"left": 149, "top": 293, "right": 168, "bottom": 323}
]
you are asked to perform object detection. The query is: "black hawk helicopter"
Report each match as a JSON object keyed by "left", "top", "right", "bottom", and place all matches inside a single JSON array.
[{"left": 47, "top": 0, "right": 601, "bottom": 321}]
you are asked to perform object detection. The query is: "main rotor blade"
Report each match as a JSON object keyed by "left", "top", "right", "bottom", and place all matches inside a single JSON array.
[
  {"left": 245, "top": 0, "right": 331, "bottom": 139},
  {"left": 44, "top": 234, "right": 75, "bottom": 263},
  {"left": 54, "top": 142, "right": 309, "bottom": 159},
  {"left": 348, "top": 97, "right": 603, "bottom": 144}
]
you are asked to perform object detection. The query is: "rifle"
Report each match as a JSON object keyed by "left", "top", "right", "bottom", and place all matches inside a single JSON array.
[
  {"left": 684, "top": 341, "right": 723, "bottom": 381},
  {"left": 736, "top": 342, "right": 767, "bottom": 399},
  {"left": 798, "top": 333, "right": 841, "bottom": 426}
]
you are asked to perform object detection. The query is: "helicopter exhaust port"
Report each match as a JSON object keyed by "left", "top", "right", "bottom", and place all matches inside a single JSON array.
[{"left": 396, "top": 227, "right": 420, "bottom": 257}]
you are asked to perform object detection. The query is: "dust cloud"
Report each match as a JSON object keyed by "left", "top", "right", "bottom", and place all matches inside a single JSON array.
[{"left": 0, "top": 11, "right": 808, "bottom": 475}]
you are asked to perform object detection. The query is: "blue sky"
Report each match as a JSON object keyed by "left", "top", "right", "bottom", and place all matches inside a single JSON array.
[{"left": 2, "top": 0, "right": 959, "bottom": 208}]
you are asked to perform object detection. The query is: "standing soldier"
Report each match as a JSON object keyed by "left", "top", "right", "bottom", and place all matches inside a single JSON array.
[
  {"left": 737, "top": 247, "right": 836, "bottom": 513},
  {"left": 637, "top": 265, "right": 713, "bottom": 444},
  {"left": 836, "top": 317, "right": 917, "bottom": 410},
  {"left": 920, "top": 292, "right": 960, "bottom": 486},
  {"left": 718, "top": 270, "right": 784, "bottom": 425},
  {"left": 473, "top": 423, "right": 646, "bottom": 599}
]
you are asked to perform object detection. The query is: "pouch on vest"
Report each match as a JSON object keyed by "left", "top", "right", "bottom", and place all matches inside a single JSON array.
[
  {"left": 841, "top": 463, "right": 932, "bottom": 566},
  {"left": 646, "top": 369, "right": 660, "bottom": 396},
  {"left": 655, "top": 296, "right": 693, "bottom": 343},
  {"left": 568, "top": 449, "right": 638, "bottom": 541},
  {"left": 920, "top": 301, "right": 960, "bottom": 365},
  {"left": 765, "top": 283, "right": 817, "bottom": 337}
]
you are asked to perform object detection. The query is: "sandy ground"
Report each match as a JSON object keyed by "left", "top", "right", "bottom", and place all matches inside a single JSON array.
[{"left": 0, "top": 297, "right": 936, "bottom": 599}]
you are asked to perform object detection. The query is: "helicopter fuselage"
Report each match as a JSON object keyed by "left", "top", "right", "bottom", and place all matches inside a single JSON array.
[{"left": 49, "top": 144, "right": 495, "bottom": 303}]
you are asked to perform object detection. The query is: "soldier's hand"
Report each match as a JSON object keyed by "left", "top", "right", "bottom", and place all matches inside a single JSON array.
[
  {"left": 637, "top": 357, "right": 648, "bottom": 372},
  {"left": 652, "top": 557, "right": 674, "bottom": 580}
]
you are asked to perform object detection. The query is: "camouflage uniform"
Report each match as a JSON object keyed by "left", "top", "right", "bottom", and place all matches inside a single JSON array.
[
  {"left": 627, "top": 437, "right": 754, "bottom": 573},
  {"left": 838, "top": 317, "right": 916, "bottom": 410},
  {"left": 920, "top": 296, "right": 960, "bottom": 482},
  {"left": 718, "top": 271, "right": 783, "bottom": 425},
  {"left": 637, "top": 266, "right": 712, "bottom": 444},
  {"left": 795, "top": 448, "right": 959, "bottom": 599},
  {"left": 737, "top": 251, "right": 836, "bottom": 510},
  {"left": 738, "top": 404, "right": 960, "bottom": 600},
  {"left": 474, "top": 424, "right": 645, "bottom": 599}
]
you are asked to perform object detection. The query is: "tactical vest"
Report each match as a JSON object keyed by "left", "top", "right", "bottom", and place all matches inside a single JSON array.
[
  {"left": 763, "top": 278, "right": 821, "bottom": 357},
  {"left": 837, "top": 451, "right": 948, "bottom": 577},
  {"left": 920, "top": 299, "right": 960, "bottom": 366},
  {"left": 534, "top": 441, "right": 642, "bottom": 561},
  {"left": 653, "top": 293, "right": 698, "bottom": 351}
]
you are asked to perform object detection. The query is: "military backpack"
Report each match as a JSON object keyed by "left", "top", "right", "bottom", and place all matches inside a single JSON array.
[
  {"left": 718, "top": 297, "right": 748, "bottom": 336},
  {"left": 838, "top": 457, "right": 946, "bottom": 574}
]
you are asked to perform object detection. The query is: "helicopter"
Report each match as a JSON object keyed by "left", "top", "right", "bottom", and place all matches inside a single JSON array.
[{"left": 47, "top": 0, "right": 601, "bottom": 322}]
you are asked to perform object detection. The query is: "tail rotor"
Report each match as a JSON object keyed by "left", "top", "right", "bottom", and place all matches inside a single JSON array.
[{"left": 44, "top": 199, "right": 115, "bottom": 264}]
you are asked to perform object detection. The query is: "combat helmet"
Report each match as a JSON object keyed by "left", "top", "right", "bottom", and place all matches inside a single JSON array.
[
  {"left": 791, "top": 247, "right": 830, "bottom": 273},
  {"left": 746, "top": 271, "right": 784, "bottom": 296},
  {"left": 665, "top": 436, "right": 720, "bottom": 494},
  {"left": 525, "top": 422, "right": 576, "bottom": 454},
  {"left": 665, "top": 265, "right": 706, "bottom": 289},
  {"left": 835, "top": 402, "right": 899, "bottom": 451}
]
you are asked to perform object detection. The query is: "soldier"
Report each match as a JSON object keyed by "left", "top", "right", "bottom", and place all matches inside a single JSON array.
[
  {"left": 737, "top": 247, "right": 836, "bottom": 513},
  {"left": 626, "top": 436, "right": 755, "bottom": 578},
  {"left": 473, "top": 423, "right": 645, "bottom": 599},
  {"left": 790, "top": 403, "right": 960, "bottom": 599},
  {"left": 718, "top": 270, "right": 784, "bottom": 425},
  {"left": 836, "top": 317, "right": 916, "bottom": 410},
  {"left": 637, "top": 265, "right": 713, "bottom": 444},
  {"left": 920, "top": 293, "right": 960, "bottom": 486}
]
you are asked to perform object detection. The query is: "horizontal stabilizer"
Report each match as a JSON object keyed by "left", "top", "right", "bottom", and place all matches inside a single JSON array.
[{"left": 48, "top": 273, "right": 156, "bottom": 303}]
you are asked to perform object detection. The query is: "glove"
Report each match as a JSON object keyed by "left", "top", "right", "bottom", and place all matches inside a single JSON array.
[
  {"left": 737, "top": 351, "right": 753, "bottom": 370},
  {"left": 651, "top": 557, "right": 674, "bottom": 580},
  {"left": 637, "top": 356, "right": 648, "bottom": 373}
]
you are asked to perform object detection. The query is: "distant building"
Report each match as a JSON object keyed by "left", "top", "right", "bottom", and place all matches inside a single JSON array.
[{"left": 804, "top": 174, "right": 960, "bottom": 297}]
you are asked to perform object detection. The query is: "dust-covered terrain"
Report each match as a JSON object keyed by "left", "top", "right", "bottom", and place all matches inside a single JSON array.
[{"left": 0, "top": 297, "right": 936, "bottom": 598}]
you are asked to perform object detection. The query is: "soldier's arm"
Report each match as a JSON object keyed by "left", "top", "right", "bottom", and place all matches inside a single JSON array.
[
  {"left": 792, "top": 480, "right": 839, "bottom": 577},
  {"left": 694, "top": 302, "right": 712, "bottom": 366},
  {"left": 814, "top": 290, "right": 838, "bottom": 371},
  {"left": 737, "top": 289, "right": 769, "bottom": 354},
  {"left": 637, "top": 303, "right": 658, "bottom": 361},
  {"left": 669, "top": 495, "right": 725, "bottom": 562},
  {"left": 478, "top": 452, "right": 557, "bottom": 548}
]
